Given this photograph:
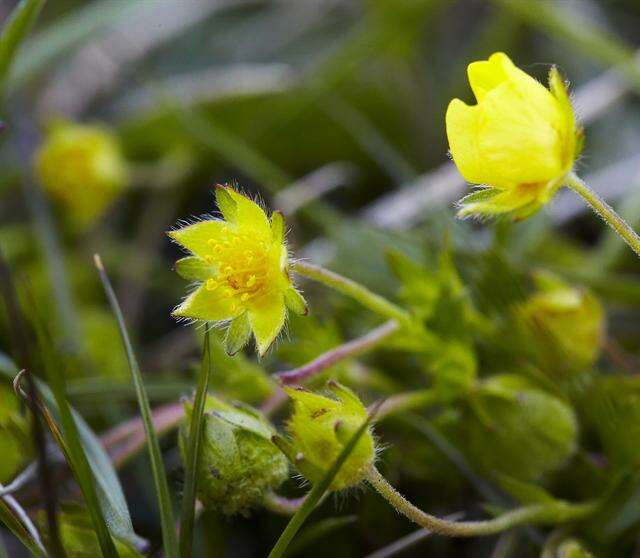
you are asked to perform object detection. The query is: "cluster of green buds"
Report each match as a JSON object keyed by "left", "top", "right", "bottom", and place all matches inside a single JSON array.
[
  {"left": 515, "top": 271, "right": 604, "bottom": 375},
  {"left": 179, "top": 394, "right": 288, "bottom": 516},
  {"left": 34, "top": 119, "right": 129, "bottom": 228},
  {"left": 0, "top": 384, "right": 33, "bottom": 483},
  {"left": 274, "top": 381, "right": 376, "bottom": 490},
  {"left": 464, "top": 374, "right": 577, "bottom": 481}
]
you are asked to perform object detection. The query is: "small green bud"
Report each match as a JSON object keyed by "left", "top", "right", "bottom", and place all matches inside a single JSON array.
[
  {"left": 464, "top": 374, "right": 577, "bottom": 481},
  {"left": 179, "top": 394, "right": 288, "bottom": 516},
  {"left": 516, "top": 271, "right": 604, "bottom": 375},
  {"left": 558, "top": 540, "right": 595, "bottom": 558},
  {"left": 0, "top": 383, "right": 33, "bottom": 483},
  {"left": 34, "top": 119, "right": 128, "bottom": 229},
  {"left": 40, "top": 505, "right": 143, "bottom": 557},
  {"left": 279, "top": 381, "right": 375, "bottom": 490}
]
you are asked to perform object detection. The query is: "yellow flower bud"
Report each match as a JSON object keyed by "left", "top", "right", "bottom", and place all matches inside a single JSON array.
[
  {"left": 34, "top": 120, "right": 128, "bottom": 228},
  {"left": 446, "top": 52, "right": 581, "bottom": 220},
  {"left": 277, "top": 381, "right": 376, "bottom": 490},
  {"left": 169, "top": 185, "right": 307, "bottom": 356},
  {"left": 179, "top": 394, "right": 288, "bottom": 516}
]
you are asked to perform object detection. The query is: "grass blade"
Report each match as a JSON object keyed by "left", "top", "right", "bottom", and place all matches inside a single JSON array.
[
  {"left": 179, "top": 329, "right": 213, "bottom": 557},
  {"left": 0, "top": 493, "right": 46, "bottom": 557},
  {"left": 94, "top": 254, "right": 179, "bottom": 558},
  {"left": 266, "top": 400, "right": 382, "bottom": 558},
  {"left": 0, "top": 0, "right": 46, "bottom": 97}
]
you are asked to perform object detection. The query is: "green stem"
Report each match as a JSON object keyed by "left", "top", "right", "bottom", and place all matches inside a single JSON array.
[
  {"left": 179, "top": 330, "right": 213, "bottom": 558},
  {"left": 565, "top": 172, "right": 640, "bottom": 259},
  {"left": 373, "top": 389, "right": 440, "bottom": 420},
  {"left": 291, "top": 261, "right": 411, "bottom": 325},
  {"left": 366, "top": 466, "right": 597, "bottom": 537}
]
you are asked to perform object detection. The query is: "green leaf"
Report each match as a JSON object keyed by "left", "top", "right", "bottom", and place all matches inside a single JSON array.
[
  {"left": 266, "top": 401, "right": 381, "bottom": 558},
  {"left": 179, "top": 330, "right": 213, "bottom": 558},
  {"left": 0, "top": 0, "right": 46, "bottom": 98},
  {"left": 497, "top": 474, "right": 556, "bottom": 506},
  {"left": 25, "top": 296, "right": 120, "bottom": 556},
  {"left": 175, "top": 256, "right": 212, "bottom": 281},
  {"left": 224, "top": 312, "right": 251, "bottom": 355},
  {"left": 95, "top": 255, "right": 179, "bottom": 558},
  {"left": 284, "top": 287, "right": 308, "bottom": 316}
]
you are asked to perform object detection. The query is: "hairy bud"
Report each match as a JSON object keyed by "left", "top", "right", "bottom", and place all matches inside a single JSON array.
[{"left": 180, "top": 394, "right": 288, "bottom": 516}]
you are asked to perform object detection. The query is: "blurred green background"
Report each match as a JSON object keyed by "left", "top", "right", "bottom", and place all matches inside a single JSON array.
[{"left": 2, "top": 0, "right": 640, "bottom": 557}]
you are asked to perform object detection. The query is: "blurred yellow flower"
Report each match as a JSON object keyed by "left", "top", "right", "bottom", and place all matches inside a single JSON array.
[
  {"left": 35, "top": 120, "right": 128, "bottom": 228},
  {"left": 169, "top": 185, "right": 307, "bottom": 356},
  {"left": 446, "top": 52, "right": 581, "bottom": 219}
]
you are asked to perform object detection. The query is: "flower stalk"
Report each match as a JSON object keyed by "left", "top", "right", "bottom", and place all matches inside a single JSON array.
[
  {"left": 565, "top": 171, "right": 640, "bottom": 259},
  {"left": 291, "top": 261, "right": 411, "bottom": 325},
  {"left": 365, "top": 465, "right": 598, "bottom": 537}
]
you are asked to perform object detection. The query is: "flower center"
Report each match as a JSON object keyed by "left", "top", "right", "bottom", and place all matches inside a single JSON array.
[{"left": 203, "top": 229, "right": 274, "bottom": 307}]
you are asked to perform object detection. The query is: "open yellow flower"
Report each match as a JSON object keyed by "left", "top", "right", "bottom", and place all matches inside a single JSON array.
[
  {"left": 169, "top": 185, "right": 307, "bottom": 356},
  {"left": 446, "top": 52, "right": 582, "bottom": 219}
]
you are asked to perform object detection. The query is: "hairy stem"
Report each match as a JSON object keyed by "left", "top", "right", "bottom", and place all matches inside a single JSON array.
[
  {"left": 366, "top": 466, "right": 597, "bottom": 537},
  {"left": 291, "top": 261, "right": 411, "bottom": 324},
  {"left": 566, "top": 172, "right": 640, "bottom": 259},
  {"left": 275, "top": 320, "right": 399, "bottom": 385}
]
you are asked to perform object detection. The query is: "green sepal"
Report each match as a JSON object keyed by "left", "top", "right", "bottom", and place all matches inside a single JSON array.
[
  {"left": 284, "top": 287, "right": 308, "bottom": 316},
  {"left": 271, "top": 210, "right": 285, "bottom": 244},
  {"left": 175, "top": 256, "right": 212, "bottom": 281},
  {"left": 496, "top": 474, "right": 556, "bottom": 505},
  {"left": 215, "top": 185, "right": 238, "bottom": 222},
  {"left": 224, "top": 312, "right": 251, "bottom": 355}
]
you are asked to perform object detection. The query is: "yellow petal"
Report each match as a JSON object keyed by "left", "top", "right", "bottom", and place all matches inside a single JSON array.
[
  {"left": 446, "top": 99, "right": 494, "bottom": 186},
  {"left": 224, "top": 187, "right": 271, "bottom": 239},
  {"left": 248, "top": 293, "right": 286, "bottom": 356},
  {"left": 477, "top": 82, "right": 564, "bottom": 184},
  {"left": 467, "top": 52, "right": 512, "bottom": 101},
  {"left": 169, "top": 220, "right": 229, "bottom": 258},
  {"left": 173, "top": 284, "right": 241, "bottom": 321}
]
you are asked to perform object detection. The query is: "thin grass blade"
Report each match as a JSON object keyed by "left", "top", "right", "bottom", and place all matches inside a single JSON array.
[
  {"left": 0, "top": 0, "right": 46, "bottom": 97},
  {"left": 179, "top": 329, "right": 213, "bottom": 557},
  {"left": 287, "top": 515, "right": 357, "bottom": 557},
  {"left": 266, "top": 400, "right": 382, "bottom": 558},
  {"left": 94, "top": 254, "right": 179, "bottom": 558}
]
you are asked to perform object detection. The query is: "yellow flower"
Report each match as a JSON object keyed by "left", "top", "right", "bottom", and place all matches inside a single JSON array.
[
  {"left": 446, "top": 52, "right": 581, "bottom": 219},
  {"left": 35, "top": 119, "right": 128, "bottom": 228},
  {"left": 169, "top": 185, "right": 307, "bottom": 356}
]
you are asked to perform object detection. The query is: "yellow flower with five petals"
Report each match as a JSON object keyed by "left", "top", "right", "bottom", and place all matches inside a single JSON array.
[
  {"left": 169, "top": 185, "right": 307, "bottom": 356},
  {"left": 446, "top": 52, "right": 582, "bottom": 220}
]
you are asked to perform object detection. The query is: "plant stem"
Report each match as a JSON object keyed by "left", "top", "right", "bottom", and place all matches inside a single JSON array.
[
  {"left": 263, "top": 493, "right": 307, "bottom": 516},
  {"left": 365, "top": 466, "right": 597, "bottom": 537},
  {"left": 179, "top": 330, "right": 213, "bottom": 558},
  {"left": 275, "top": 320, "right": 399, "bottom": 385},
  {"left": 565, "top": 172, "right": 640, "bottom": 259},
  {"left": 373, "top": 390, "right": 440, "bottom": 420},
  {"left": 291, "top": 261, "right": 411, "bottom": 324}
]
